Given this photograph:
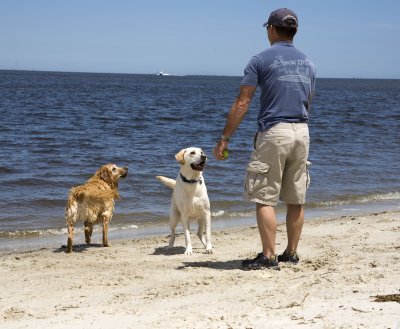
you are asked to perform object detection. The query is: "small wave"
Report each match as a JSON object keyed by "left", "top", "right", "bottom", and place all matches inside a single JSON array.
[
  {"left": 212, "top": 209, "right": 255, "bottom": 218},
  {"left": 212, "top": 192, "right": 400, "bottom": 217},
  {"left": 0, "top": 224, "right": 138, "bottom": 238},
  {"left": 308, "top": 191, "right": 400, "bottom": 208},
  {"left": 212, "top": 210, "right": 225, "bottom": 217},
  {"left": 110, "top": 224, "right": 138, "bottom": 231},
  {"left": 0, "top": 228, "right": 67, "bottom": 238}
]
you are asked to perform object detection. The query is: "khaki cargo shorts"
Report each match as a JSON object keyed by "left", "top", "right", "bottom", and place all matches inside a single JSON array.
[{"left": 243, "top": 123, "right": 311, "bottom": 206}]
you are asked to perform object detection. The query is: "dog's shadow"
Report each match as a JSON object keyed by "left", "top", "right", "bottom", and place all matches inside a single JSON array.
[
  {"left": 152, "top": 246, "right": 187, "bottom": 256},
  {"left": 152, "top": 247, "right": 243, "bottom": 270},
  {"left": 53, "top": 243, "right": 103, "bottom": 253}
]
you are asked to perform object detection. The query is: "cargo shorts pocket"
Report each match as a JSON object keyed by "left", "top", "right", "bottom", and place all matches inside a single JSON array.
[
  {"left": 244, "top": 161, "right": 270, "bottom": 195},
  {"left": 306, "top": 161, "right": 312, "bottom": 189}
]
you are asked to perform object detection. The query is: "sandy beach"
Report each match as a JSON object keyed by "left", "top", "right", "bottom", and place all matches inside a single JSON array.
[{"left": 1, "top": 210, "right": 399, "bottom": 329}]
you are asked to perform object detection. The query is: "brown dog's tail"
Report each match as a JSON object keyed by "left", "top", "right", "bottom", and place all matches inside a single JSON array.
[{"left": 156, "top": 176, "right": 176, "bottom": 189}]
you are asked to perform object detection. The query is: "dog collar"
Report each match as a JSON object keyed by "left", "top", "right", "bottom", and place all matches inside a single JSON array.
[{"left": 180, "top": 173, "right": 202, "bottom": 185}]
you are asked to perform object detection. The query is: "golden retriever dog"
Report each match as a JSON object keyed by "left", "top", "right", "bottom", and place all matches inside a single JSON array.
[
  {"left": 156, "top": 147, "right": 212, "bottom": 255},
  {"left": 65, "top": 164, "right": 128, "bottom": 253}
]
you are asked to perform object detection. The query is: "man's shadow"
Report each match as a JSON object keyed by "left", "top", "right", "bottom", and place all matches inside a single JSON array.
[{"left": 176, "top": 259, "right": 242, "bottom": 271}]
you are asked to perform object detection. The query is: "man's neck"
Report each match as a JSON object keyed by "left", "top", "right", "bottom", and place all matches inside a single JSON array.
[{"left": 271, "top": 38, "right": 293, "bottom": 45}]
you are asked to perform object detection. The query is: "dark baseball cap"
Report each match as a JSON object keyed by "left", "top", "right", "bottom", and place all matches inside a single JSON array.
[{"left": 263, "top": 8, "right": 298, "bottom": 28}]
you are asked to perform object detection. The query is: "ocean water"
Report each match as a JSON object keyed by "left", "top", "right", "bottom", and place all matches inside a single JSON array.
[{"left": 1, "top": 70, "right": 399, "bottom": 251}]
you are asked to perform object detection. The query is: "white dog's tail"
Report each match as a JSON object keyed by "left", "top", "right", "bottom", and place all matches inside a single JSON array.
[{"left": 156, "top": 176, "right": 176, "bottom": 189}]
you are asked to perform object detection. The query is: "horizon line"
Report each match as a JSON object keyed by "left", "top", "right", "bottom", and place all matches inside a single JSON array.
[{"left": 0, "top": 68, "right": 399, "bottom": 80}]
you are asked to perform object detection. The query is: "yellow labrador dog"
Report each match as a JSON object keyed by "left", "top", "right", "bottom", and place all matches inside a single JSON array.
[
  {"left": 65, "top": 164, "right": 128, "bottom": 253},
  {"left": 156, "top": 147, "right": 212, "bottom": 255}
]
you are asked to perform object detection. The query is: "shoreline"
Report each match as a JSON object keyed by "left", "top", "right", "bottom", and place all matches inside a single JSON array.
[
  {"left": 1, "top": 199, "right": 399, "bottom": 253},
  {"left": 1, "top": 208, "right": 399, "bottom": 328}
]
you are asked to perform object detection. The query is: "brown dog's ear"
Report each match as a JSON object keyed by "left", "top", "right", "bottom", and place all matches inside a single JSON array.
[
  {"left": 175, "top": 149, "right": 186, "bottom": 165},
  {"left": 98, "top": 166, "right": 116, "bottom": 188}
]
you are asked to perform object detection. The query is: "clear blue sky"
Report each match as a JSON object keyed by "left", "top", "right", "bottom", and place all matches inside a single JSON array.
[{"left": 1, "top": 0, "right": 400, "bottom": 78}]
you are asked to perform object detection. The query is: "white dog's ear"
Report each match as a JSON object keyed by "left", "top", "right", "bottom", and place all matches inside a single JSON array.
[{"left": 175, "top": 149, "right": 186, "bottom": 165}]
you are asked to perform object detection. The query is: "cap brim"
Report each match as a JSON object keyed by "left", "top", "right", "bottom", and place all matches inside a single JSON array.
[{"left": 262, "top": 21, "right": 268, "bottom": 27}]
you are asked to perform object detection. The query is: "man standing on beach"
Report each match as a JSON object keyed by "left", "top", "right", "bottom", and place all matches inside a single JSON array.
[{"left": 213, "top": 8, "right": 316, "bottom": 270}]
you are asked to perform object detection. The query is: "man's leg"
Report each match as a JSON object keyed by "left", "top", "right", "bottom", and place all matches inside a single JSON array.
[
  {"left": 256, "top": 203, "right": 277, "bottom": 258},
  {"left": 285, "top": 204, "right": 304, "bottom": 252}
]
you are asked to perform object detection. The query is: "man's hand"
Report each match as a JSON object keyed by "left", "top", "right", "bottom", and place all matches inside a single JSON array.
[{"left": 213, "top": 140, "right": 229, "bottom": 160}]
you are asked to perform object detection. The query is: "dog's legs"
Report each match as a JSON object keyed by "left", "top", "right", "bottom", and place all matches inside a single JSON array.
[
  {"left": 197, "top": 221, "right": 207, "bottom": 248},
  {"left": 102, "top": 216, "right": 111, "bottom": 247},
  {"left": 196, "top": 213, "right": 212, "bottom": 254},
  {"left": 182, "top": 218, "right": 193, "bottom": 255},
  {"left": 66, "top": 224, "right": 74, "bottom": 253},
  {"left": 84, "top": 221, "right": 93, "bottom": 244},
  {"left": 88, "top": 225, "right": 93, "bottom": 242},
  {"left": 167, "top": 205, "right": 179, "bottom": 250},
  {"left": 204, "top": 212, "right": 213, "bottom": 254},
  {"left": 168, "top": 224, "right": 176, "bottom": 249},
  {"left": 65, "top": 198, "right": 77, "bottom": 253}
]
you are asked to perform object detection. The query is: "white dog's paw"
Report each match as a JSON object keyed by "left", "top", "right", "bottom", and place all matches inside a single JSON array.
[
  {"left": 184, "top": 248, "right": 193, "bottom": 255},
  {"left": 205, "top": 247, "right": 213, "bottom": 254}
]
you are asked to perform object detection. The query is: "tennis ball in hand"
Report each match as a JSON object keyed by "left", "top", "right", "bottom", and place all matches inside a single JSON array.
[{"left": 222, "top": 149, "right": 229, "bottom": 159}]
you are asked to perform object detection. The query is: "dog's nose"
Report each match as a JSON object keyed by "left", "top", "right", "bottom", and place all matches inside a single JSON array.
[
  {"left": 123, "top": 167, "right": 128, "bottom": 171},
  {"left": 200, "top": 155, "right": 207, "bottom": 161}
]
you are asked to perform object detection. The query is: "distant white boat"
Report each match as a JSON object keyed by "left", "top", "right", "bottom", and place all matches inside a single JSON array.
[{"left": 155, "top": 71, "right": 171, "bottom": 76}]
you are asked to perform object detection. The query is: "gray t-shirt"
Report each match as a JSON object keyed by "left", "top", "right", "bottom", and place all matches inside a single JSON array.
[{"left": 241, "top": 41, "right": 316, "bottom": 132}]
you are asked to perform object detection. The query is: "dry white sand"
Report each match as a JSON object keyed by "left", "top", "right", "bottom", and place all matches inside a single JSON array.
[{"left": 1, "top": 210, "right": 399, "bottom": 328}]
